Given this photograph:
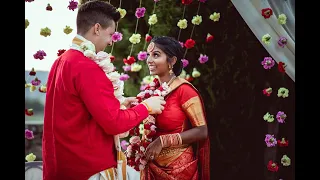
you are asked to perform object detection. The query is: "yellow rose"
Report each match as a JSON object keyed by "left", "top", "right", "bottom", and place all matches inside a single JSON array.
[
  {"left": 129, "top": 34, "right": 141, "bottom": 44},
  {"left": 281, "top": 155, "right": 291, "bottom": 166},
  {"left": 179, "top": 69, "right": 187, "bottom": 79},
  {"left": 262, "top": 34, "right": 272, "bottom": 45},
  {"left": 177, "top": 19, "right": 188, "bottom": 29},
  {"left": 30, "top": 85, "right": 37, "bottom": 92},
  {"left": 25, "top": 83, "right": 31, "bottom": 88},
  {"left": 277, "top": 87, "right": 289, "bottom": 98},
  {"left": 117, "top": 8, "right": 127, "bottom": 19},
  {"left": 278, "top": 14, "right": 287, "bottom": 25},
  {"left": 148, "top": 14, "right": 158, "bottom": 25},
  {"left": 192, "top": 15, "right": 202, "bottom": 25},
  {"left": 142, "top": 75, "right": 155, "bottom": 85},
  {"left": 131, "top": 63, "right": 142, "bottom": 72},
  {"left": 210, "top": 12, "right": 220, "bottom": 22},
  {"left": 25, "top": 153, "right": 36, "bottom": 162},
  {"left": 263, "top": 112, "right": 274, "bottom": 122},
  {"left": 192, "top": 68, "right": 201, "bottom": 78}
]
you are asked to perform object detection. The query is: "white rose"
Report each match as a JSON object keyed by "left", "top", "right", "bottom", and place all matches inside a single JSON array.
[
  {"left": 83, "top": 50, "right": 96, "bottom": 59},
  {"left": 107, "top": 71, "right": 120, "bottom": 82},
  {"left": 99, "top": 61, "right": 114, "bottom": 73},
  {"left": 95, "top": 51, "right": 109, "bottom": 61}
]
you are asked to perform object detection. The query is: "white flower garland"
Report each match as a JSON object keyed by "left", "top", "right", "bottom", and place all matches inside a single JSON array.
[{"left": 70, "top": 35, "right": 126, "bottom": 104}]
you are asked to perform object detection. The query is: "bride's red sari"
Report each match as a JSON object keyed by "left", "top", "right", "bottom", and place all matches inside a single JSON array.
[{"left": 141, "top": 77, "right": 210, "bottom": 180}]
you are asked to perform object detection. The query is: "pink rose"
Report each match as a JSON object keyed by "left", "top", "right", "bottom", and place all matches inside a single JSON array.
[
  {"left": 129, "top": 136, "right": 141, "bottom": 144},
  {"left": 140, "top": 158, "right": 147, "bottom": 165},
  {"left": 139, "top": 164, "right": 145, "bottom": 170},
  {"left": 150, "top": 125, "right": 156, "bottom": 131}
]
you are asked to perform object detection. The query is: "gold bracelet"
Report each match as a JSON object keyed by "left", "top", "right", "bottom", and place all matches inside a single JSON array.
[{"left": 141, "top": 102, "right": 152, "bottom": 113}]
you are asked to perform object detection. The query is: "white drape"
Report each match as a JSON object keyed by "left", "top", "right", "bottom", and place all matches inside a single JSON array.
[{"left": 231, "top": 0, "right": 295, "bottom": 82}]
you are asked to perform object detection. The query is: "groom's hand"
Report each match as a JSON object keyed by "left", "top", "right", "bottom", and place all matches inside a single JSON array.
[
  {"left": 123, "top": 97, "right": 138, "bottom": 108},
  {"left": 142, "top": 96, "right": 166, "bottom": 114}
]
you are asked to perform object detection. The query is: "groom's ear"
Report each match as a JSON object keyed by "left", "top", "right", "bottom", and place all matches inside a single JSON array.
[{"left": 93, "top": 23, "right": 101, "bottom": 36}]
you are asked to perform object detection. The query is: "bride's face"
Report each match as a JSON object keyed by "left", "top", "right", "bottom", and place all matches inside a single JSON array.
[{"left": 146, "top": 44, "right": 170, "bottom": 76}]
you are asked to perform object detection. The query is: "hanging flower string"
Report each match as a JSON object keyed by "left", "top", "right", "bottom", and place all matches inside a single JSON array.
[
  {"left": 260, "top": 7, "right": 292, "bottom": 171},
  {"left": 142, "top": 0, "right": 159, "bottom": 51},
  {"left": 128, "top": 0, "right": 144, "bottom": 57},
  {"left": 110, "top": 0, "right": 125, "bottom": 56}
]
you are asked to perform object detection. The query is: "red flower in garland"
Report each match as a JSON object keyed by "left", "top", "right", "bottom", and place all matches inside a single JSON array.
[
  {"left": 182, "top": 0, "right": 193, "bottom": 5},
  {"left": 123, "top": 56, "right": 136, "bottom": 65},
  {"left": 57, "top": 49, "right": 66, "bottom": 56},
  {"left": 261, "top": 8, "right": 273, "bottom": 19},
  {"left": 278, "top": 62, "right": 286, "bottom": 73},
  {"left": 184, "top": 39, "right": 196, "bottom": 49},
  {"left": 267, "top": 160, "right": 279, "bottom": 172},
  {"left": 110, "top": 55, "right": 115, "bottom": 62}
]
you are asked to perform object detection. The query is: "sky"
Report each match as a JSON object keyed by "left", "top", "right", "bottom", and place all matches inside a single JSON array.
[{"left": 25, "top": 0, "right": 78, "bottom": 71}]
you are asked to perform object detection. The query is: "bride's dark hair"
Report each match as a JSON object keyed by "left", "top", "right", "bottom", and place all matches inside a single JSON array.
[{"left": 151, "top": 36, "right": 184, "bottom": 76}]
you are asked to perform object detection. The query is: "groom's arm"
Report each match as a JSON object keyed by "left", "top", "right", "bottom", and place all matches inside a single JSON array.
[{"left": 75, "top": 63, "right": 149, "bottom": 135}]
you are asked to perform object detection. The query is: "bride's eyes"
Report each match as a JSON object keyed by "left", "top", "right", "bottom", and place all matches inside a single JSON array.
[{"left": 153, "top": 53, "right": 159, "bottom": 58}]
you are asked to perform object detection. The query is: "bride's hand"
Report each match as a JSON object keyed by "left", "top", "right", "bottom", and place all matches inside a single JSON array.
[
  {"left": 122, "top": 97, "right": 138, "bottom": 108},
  {"left": 144, "top": 137, "right": 162, "bottom": 161}
]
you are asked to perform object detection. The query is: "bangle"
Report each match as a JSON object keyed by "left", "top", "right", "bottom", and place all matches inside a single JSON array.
[
  {"left": 141, "top": 102, "right": 152, "bottom": 113},
  {"left": 159, "top": 133, "right": 182, "bottom": 148}
]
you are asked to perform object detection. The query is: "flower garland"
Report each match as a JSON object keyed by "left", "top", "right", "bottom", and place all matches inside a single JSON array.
[
  {"left": 70, "top": 35, "right": 126, "bottom": 104},
  {"left": 259, "top": 7, "right": 291, "bottom": 176},
  {"left": 123, "top": 78, "right": 171, "bottom": 171}
]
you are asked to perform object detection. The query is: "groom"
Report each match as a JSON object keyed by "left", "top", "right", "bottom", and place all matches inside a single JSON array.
[{"left": 42, "top": 1, "right": 165, "bottom": 180}]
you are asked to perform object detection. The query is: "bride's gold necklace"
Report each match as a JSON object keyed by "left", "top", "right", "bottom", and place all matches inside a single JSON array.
[{"left": 161, "top": 75, "right": 176, "bottom": 86}]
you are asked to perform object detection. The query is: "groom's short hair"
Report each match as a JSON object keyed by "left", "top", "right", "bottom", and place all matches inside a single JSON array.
[{"left": 76, "top": 0, "right": 120, "bottom": 34}]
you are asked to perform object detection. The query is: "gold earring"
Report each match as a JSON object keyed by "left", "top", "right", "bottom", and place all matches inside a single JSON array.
[{"left": 169, "top": 68, "right": 173, "bottom": 75}]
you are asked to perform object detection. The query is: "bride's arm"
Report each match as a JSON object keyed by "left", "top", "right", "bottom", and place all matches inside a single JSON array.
[{"left": 160, "top": 84, "right": 208, "bottom": 147}]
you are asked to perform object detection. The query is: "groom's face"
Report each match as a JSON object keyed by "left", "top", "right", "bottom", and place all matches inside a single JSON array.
[{"left": 95, "top": 21, "right": 116, "bottom": 52}]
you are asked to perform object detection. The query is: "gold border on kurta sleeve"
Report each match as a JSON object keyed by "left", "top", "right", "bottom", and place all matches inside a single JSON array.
[{"left": 182, "top": 96, "right": 206, "bottom": 127}]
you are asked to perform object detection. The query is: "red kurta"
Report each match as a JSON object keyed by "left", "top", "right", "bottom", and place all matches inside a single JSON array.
[{"left": 42, "top": 49, "right": 149, "bottom": 180}]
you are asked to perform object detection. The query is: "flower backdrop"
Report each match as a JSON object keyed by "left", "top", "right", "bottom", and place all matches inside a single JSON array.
[{"left": 25, "top": 0, "right": 295, "bottom": 179}]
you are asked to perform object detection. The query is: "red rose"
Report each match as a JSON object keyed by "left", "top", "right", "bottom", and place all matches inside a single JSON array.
[
  {"left": 182, "top": 0, "right": 193, "bottom": 5},
  {"left": 206, "top": 33, "right": 214, "bottom": 43},
  {"left": 57, "top": 49, "right": 66, "bottom": 56},
  {"left": 144, "top": 124, "right": 152, "bottom": 130},
  {"left": 146, "top": 130, "right": 156, "bottom": 139},
  {"left": 25, "top": 109, "right": 34, "bottom": 116},
  {"left": 186, "top": 76, "right": 194, "bottom": 82},
  {"left": 110, "top": 55, "right": 115, "bottom": 62},
  {"left": 267, "top": 160, "right": 279, "bottom": 172},
  {"left": 123, "top": 56, "right": 136, "bottom": 65},
  {"left": 261, "top": 8, "right": 273, "bottom": 19},
  {"left": 184, "top": 39, "right": 196, "bottom": 49},
  {"left": 278, "top": 62, "right": 286, "bottom": 73},
  {"left": 29, "top": 68, "right": 36, "bottom": 76},
  {"left": 277, "top": 139, "right": 289, "bottom": 147},
  {"left": 46, "top": 4, "right": 53, "bottom": 11},
  {"left": 145, "top": 34, "right": 152, "bottom": 42}
]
